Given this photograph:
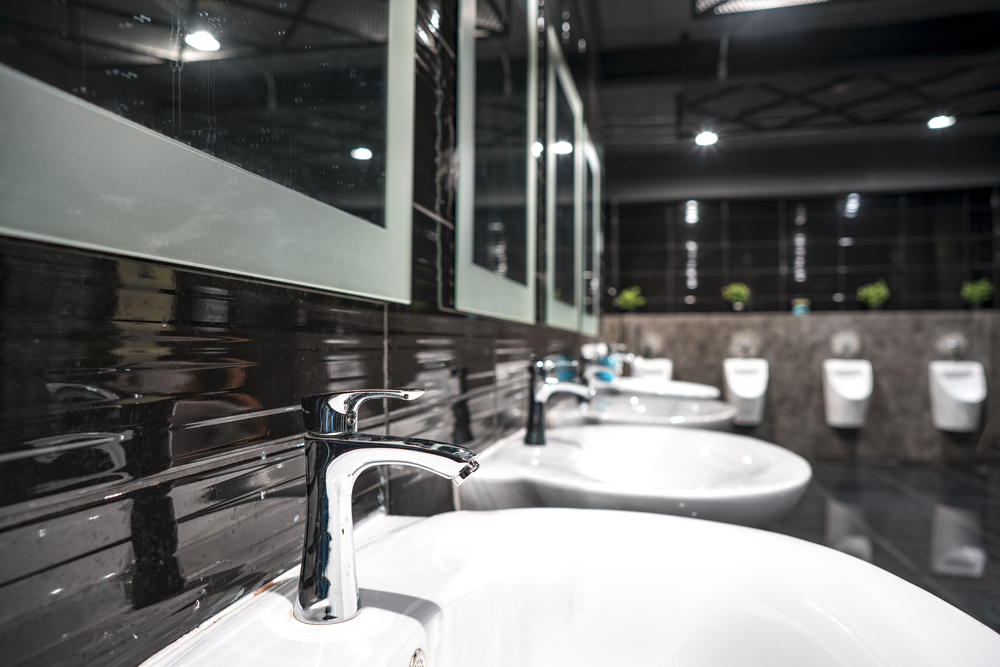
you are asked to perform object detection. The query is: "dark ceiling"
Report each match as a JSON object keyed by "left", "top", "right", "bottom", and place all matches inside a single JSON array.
[{"left": 562, "top": 0, "right": 1000, "bottom": 201}]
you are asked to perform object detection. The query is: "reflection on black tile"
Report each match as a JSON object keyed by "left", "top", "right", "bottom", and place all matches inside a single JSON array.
[
  {"left": 772, "top": 460, "right": 1000, "bottom": 631},
  {"left": 0, "top": 234, "right": 591, "bottom": 667},
  {"left": 611, "top": 187, "right": 997, "bottom": 312}
]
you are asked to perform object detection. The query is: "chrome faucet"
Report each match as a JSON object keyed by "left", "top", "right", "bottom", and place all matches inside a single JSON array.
[
  {"left": 296, "top": 388, "right": 479, "bottom": 625},
  {"left": 582, "top": 363, "right": 616, "bottom": 383},
  {"left": 525, "top": 360, "right": 595, "bottom": 445}
]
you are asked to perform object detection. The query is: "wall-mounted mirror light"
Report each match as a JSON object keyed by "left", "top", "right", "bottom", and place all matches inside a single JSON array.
[
  {"left": 0, "top": 0, "right": 417, "bottom": 303},
  {"left": 580, "top": 127, "right": 601, "bottom": 337},
  {"left": 455, "top": 0, "right": 538, "bottom": 323},
  {"left": 545, "top": 26, "right": 584, "bottom": 332}
]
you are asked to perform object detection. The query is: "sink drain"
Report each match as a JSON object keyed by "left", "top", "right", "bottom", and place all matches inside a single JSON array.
[{"left": 409, "top": 648, "right": 427, "bottom": 667}]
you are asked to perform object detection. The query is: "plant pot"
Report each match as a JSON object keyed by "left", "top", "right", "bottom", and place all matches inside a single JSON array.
[{"left": 731, "top": 302, "right": 745, "bottom": 311}]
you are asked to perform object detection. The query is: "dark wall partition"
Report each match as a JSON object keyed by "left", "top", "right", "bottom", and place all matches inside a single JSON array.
[{"left": 606, "top": 188, "right": 999, "bottom": 313}]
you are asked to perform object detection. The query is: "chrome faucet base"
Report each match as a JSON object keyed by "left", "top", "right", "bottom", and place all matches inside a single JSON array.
[
  {"left": 294, "top": 390, "right": 479, "bottom": 625},
  {"left": 524, "top": 360, "right": 595, "bottom": 445}
]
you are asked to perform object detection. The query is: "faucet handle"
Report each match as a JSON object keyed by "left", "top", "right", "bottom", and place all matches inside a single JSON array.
[{"left": 302, "top": 388, "right": 426, "bottom": 435}]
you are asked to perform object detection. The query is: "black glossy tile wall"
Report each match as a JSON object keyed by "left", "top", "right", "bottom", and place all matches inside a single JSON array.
[
  {"left": 608, "top": 188, "right": 998, "bottom": 313},
  {"left": 0, "top": 240, "right": 585, "bottom": 667},
  {"left": 0, "top": 238, "right": 390, "bottom": 667}
]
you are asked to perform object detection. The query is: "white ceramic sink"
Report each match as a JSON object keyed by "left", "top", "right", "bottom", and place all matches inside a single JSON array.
[
  {"left": 597, "top": 376, "right": 721, "bottom": 399},
  {"left": 594, "top": 377, "right": 722, "bottom": 398},
  {"left": 579, "top": 393, "right": 738, "bottom": 429},
  {"left": 459, "top": 425, "right": 811, "bottom": 527},
  {"left": 145, "top": 509, "right": 999, "bottom": 667}
]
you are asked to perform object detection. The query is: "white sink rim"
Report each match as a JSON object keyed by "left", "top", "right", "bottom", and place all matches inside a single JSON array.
[
  {"left": 142, "top": 508, "right": 1000, "bottom": 667},
  {"left": 597, "top": 377, "right": 722, "bottom": 399},
  {"left": 581, "top": 394, "right": 738, "bottom": 428},
  {"left": 460, "top": 425, "right": 813, "bottom": 527}
]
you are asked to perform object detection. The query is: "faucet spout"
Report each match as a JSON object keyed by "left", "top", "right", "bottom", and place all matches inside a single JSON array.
[
  {"left": 295, "top": 390, "right": 478, "bottom": 625},
  {"left": 534, "top": 380, "right": 595, "bottom": 404},
  {"left": 525, "top": 361, "right": 595, "bottom": 445}
]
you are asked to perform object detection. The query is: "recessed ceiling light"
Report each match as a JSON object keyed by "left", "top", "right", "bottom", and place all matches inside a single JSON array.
[
  {"left": 927, "top": 115, "right": 955, "bottom": 129},
  {"left": 845, "top": 193, "right": 860, "bottom": 218},
  {"left": 552, "top": 141, "right": 573, "bottom": 154},
  {"left": 351, "top": 147, "right": 373, "bottom": 160},
  {"left": 184, "top": 31, "right": 220, "bottom": 52},
  {"left": 695, "top": 131, "right": 718, "bottom": 146},
  {"left": 685, "top": 200, "right": 699, "bottom": 224}
]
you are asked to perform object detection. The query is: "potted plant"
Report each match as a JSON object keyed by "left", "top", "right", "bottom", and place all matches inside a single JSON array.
[
  {"left": 613, "top": 285, "right": 647, "bottom": 312},
  {"left": 960, "top": 278, "right": 994, "bottom": 308},
  {"left": 722, "top": 282, "right": 751, "bottom": 311},
  {"left": 856, "top": 279, "right": 890, "bottom": 310}
]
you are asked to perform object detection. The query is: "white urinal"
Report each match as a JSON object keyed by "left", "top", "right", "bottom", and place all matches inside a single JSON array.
[
  {"left": 630, "top": 357, "right": 673, "bottom": 380},
  {"left": 929, "top": 361, "right": 987, "bottom": 432},
  {"left": 931, "top": 504, "right": 986, "bottom": 578},
  {"left": 822, "top": 359, "right": 873, "bottom": 428},
  {"left": 724, "top": 358, "right": 768, "bottom": 426}
]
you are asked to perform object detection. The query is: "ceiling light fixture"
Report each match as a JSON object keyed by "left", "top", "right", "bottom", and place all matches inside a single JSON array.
[
  {"left": 685, "top": 200, "right": 699, "bottom": 224},
  {"left": 351, "top": 147, "right": 373, "bottom": 160},
  {"left": 531, "top": 141, "right": 544, "bottom": 158},
  {"left": 927, "top": 115, "right": 955, "bottom": 129},
  {"left": 552, "top": 141, "right": 573, "bottom": 154},
  {"left": 708, "top": 0, "right": 829, "bottom": 14},
  {"left": 184, "top": 31, "right": 221, "bottom": 52},
  {"left": 844, "top": 193, "right": 860, "bottom": 218},
  {"left": 695, "top": 131, "right": 718, "bottom": 146}
]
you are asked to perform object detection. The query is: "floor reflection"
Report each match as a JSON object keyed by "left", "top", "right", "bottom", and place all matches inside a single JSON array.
[{"left": 772, "top": 460, "right": 1000, "bottom": 631}]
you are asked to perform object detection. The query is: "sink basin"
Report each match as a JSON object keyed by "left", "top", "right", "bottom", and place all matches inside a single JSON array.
[
  {"left": 597, "top": 377, "right": 721, "bottom": 399},
  {"left": 459, "top": 425, "right": 811, "bottom": 527},
  {"left": 578, "top": 393, "right": 738, "bottom": 429},
  {"left": 144, "top": 509, "right": 999, "bottom": 667}
]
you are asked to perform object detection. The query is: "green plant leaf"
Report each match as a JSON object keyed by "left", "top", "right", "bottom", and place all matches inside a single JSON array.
[
  {"left": 856, "top": 279, "right": 890, "bottom": 308},
  {"left": 721, "top": 282, "right": 750, "bottom": 304},
  {"left": 613, "top": 286, "right": 647, "bottom": 311},
  {"left": 960, "top": 278, "right": 994, "bottom": 304}
]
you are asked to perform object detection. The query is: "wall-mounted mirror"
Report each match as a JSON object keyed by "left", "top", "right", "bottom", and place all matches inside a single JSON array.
[
  {"left": 580, "top": 127, "right": 601, "bottom": 337},
  {"left": 0, "top": 0, "right": 417, "bottom": 303},
  {"left": 545, "top": 28, "right": 583, "bottom": 332},
  {"left": 455, "top": 0, "right": 538, "bottom": 323}
]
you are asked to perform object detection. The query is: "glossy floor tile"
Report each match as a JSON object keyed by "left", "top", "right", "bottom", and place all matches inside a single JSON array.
[{"left": 772, "top": 460, "right": 1000, "bottom": 632}]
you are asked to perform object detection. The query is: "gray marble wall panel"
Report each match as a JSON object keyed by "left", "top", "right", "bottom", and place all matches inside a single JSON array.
[{"left": 602, "top": 311, "right": 999, "bottom": 461}]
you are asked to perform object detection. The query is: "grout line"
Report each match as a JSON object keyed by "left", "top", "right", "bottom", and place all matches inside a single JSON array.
[
  {"left": 0, "top": 438, "right": 306, "bottom": 532},
  {"left": 179, "top": 405, "right": 301, "bottom": 430},
  {"left": 412, "top": 201, "right": 454, "bottom": 230},
  {"left": 939, "top": 467, "right": 1000, "bottom": 499},
  {"left": 383, "top": 303, "right": 390, "bottom": 436},
  {"left": 382, "top": 303, "right": 391, "bottom": 513},
  {"left": 809, "top": 479, "right": 972, "bottom": 615}
]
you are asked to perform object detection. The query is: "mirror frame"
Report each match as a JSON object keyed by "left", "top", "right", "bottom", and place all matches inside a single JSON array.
[
  {"left": 545, "top": 27, "right": 584, "bottom": 332},
  {"left": 0, "top": 0, "right": 417, "bottom": 304},
  {"left": 580, "top": 126, "right": 601, "bottom": 337},
  {"left": 454, "top": 0, "right": 539, "bottom": 324}
]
